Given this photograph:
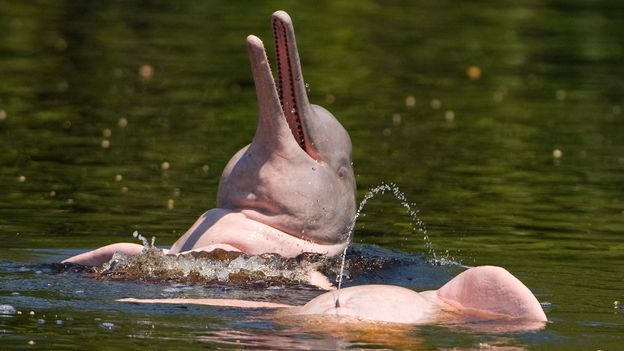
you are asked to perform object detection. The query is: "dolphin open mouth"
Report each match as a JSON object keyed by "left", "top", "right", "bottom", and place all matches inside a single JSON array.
[{"left": 272, "top": 13, "right": 308, "bottom": 153}]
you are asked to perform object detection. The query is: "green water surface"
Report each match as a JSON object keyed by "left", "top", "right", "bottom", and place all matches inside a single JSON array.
[{"left": 1, "top": 1, "right": 623, "bottom": 349}]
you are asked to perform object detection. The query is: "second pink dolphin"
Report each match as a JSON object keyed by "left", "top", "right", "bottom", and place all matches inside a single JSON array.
[{"left": 120, "top": 266, "right": 548, "bottom": 327}]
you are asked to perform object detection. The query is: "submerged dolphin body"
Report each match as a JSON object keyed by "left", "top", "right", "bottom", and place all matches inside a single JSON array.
[
  {"left": 63, "top": 11, "right": 356, "bottom": 266},
  {"left": 119, "top": 266, "right": 548, "bottom": 329}
]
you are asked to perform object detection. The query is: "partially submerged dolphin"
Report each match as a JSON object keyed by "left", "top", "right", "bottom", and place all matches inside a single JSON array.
[
  {"left": 63, "top": 11, "right": 356, "bottom": 266},
  {"left": 119, "top": 266, "right": 548, "bottom": 328}
]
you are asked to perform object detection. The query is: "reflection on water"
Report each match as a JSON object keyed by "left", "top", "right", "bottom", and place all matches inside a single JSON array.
[{"left": 1, "top": 0, "right": 623, "bottom": 349}]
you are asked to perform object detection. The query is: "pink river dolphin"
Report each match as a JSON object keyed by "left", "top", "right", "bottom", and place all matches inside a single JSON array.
[
  {"left": 63, "top": 11, "right": 356, "bottom": 266},
  {"left": 119, "top": 266, "right": 547, "bottom": 327},
  {"left": 64, "top": 11, "right": 548, "bottom": 327}
]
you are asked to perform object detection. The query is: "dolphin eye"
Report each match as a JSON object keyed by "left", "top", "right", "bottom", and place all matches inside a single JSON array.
[{"left": 337, "top": 166, "right": 347, "bottom": 179}]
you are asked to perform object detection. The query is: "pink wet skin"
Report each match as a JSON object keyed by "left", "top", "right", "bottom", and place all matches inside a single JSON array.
[
  {"left": 118, "top": 266, "right": 548, "bottom": 327},
  {"left": 62, "top": 11, "right": 356, "bottom": 267},
  {"left": 293, "top": 266, "right": 547, "bottom": 324}
]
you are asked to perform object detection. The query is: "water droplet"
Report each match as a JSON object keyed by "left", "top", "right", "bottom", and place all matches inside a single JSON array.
[
  {"left": 392, "top": 113, "right": 401, "bottom": 125},
  {"left": 466, "top": 65, "right": 482, "bottom": 80},
  {"left": 405, "top": 96, "right": 416, "bottom": 108},
  {"left": 553, "top": 148, "right": 563, "bottom": 159},
  {"left": 445, "top": 110, "right": 455, "bottom": 122},
  {"left": 430, "top": 99, "right": 441, "bottom": 110},
  {"left": 336, "top": 182, "right": 438, "bottom": 294},
  {"left": 132, "top": 231, "right": 151, "bottom": 248},
  {"left": 118, "top": 117, "right": 128, "bottom": 128},
  {"left": 139, "top": 64, "right": 154, "bottom": 79}
]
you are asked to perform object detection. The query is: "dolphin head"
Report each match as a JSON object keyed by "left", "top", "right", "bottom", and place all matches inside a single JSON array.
[{"left": 216, "top": 11, "right": 356, "bottom": 245}]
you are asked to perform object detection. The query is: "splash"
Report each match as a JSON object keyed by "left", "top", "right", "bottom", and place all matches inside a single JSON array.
[
  {"left": 336, "top": 182, "right": 439, "bottom": 303},
  {"left": 92, "top": 204, "right": 453, "bottom": 291},
  {"left": 132, "top": 230, "right": 155, "bottom": 249},
  {"left": 96, "top": 242, "right": 336, "bottom": 289}
]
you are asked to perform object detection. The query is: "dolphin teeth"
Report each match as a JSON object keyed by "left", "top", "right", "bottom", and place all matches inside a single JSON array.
[{"left": 272, "top": 17, "right": 306, "bottom": 151}]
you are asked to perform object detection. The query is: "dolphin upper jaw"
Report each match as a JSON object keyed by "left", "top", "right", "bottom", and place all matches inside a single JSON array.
[{"left": 271, "top": 11, "right": 317, "bottom": 159}]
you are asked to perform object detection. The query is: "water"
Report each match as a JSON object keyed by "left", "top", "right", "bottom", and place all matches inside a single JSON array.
[
  {"left": 2, "top": 1, "right": 624, "bottom": 349},
  {"left": 336, "top": 182, "right": 441, "bottom": 296}
]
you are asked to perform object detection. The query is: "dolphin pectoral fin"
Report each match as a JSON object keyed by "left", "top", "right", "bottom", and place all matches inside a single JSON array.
[
  {"left": 62, "top": 243, "right": 145, "bottom": 266},
  {"left": 169, "top": 209, "right": 229, "bottom": 254},
  {"left": 117, "top": 297, "right": 295, "bottom": 309}
]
